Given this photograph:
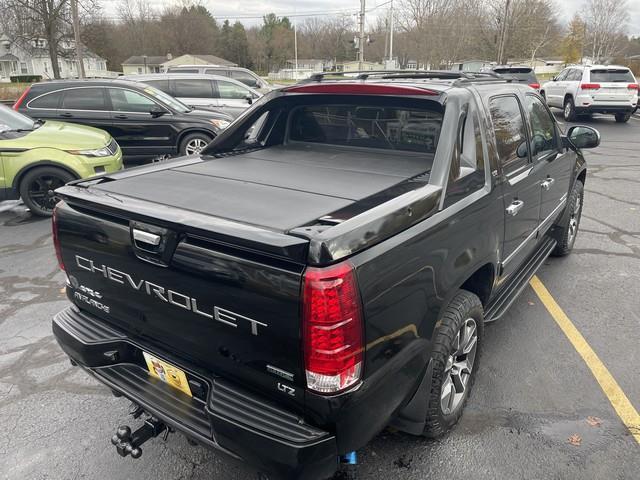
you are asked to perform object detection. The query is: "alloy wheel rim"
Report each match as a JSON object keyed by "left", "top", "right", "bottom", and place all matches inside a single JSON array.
[
  {"left": 568, "top": 194, "right": 582, "bottom": 245},
  {"left": 28, "top": 174, "right": 65, "bottom": 212},
  {"left": 565, "top": 103, "right": 571, "bottom": 118},
  {"left": 185, "top": 138, "right": 207, "bottom": 155},
  {"left": 440, "top": 318, "right": 478, "bottom": 415}
]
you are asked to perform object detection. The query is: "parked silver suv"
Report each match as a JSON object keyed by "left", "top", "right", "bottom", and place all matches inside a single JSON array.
[
  {"left": 165, "top": 65, "right": 272, "bottom": 93},
  {"left": 122, "top": 73, "right": 262, "bottom": 119},
  {"left": 541, "top": 65, "right": 638, "bottom": 123}
]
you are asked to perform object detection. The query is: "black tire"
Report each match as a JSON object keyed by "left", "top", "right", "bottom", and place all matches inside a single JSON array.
[
  {"left": 18, "top": 166, "right": 75, "bottom": 217},
  {"left": 615, "top": 113, "right": 631, "bottom": 123},
  {"left": 422, "top": 290, "right": 484, "bottom": 438},
  {"left": 563, "top": 97, "right": 577, "bottom": 122},
  {"left": 179, "top": 132, "right": 212, "bottom": 156},
  {"left": 551, "top": 180, "right": 584, "bottom": 256},
  {"left": 540, "top": 91, "right": 546, "bottom": 102}
]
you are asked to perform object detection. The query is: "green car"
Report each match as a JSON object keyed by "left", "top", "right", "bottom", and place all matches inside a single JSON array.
[{"left": 0, "top": 103, "right": 122, "bottom": 216}]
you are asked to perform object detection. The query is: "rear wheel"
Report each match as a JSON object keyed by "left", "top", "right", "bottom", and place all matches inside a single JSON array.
[
  {"left": 563, "top": 97, "right": 576, "bottom": 122},
  {"left": 422, "top": 290, "right": 483, "bottom": 438},
  {"left": 18, "top": 166, "right": 75, "bottom": 217},
  {"left": 552, "top": 180, "right": 584, "bottom": 256},
  {"left": 615, "top": 113, "right": 631, "bottom": 123},
  {"left": 179, "top": 132, "right": 212, "bottom": 156}
]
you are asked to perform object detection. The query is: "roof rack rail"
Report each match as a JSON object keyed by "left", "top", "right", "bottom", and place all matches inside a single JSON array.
[{"left": 303, "top": 70, "right": 509, "bottom": 85}]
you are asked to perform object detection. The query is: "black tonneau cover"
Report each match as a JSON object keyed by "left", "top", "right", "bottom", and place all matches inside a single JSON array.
[{"left": 93, "top": 144, "right": 431, "bottom": 232}]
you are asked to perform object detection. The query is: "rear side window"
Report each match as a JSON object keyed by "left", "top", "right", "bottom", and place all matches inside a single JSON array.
[
  {"left": 108, "top": 88, "right": 157, "bottom": 113},
  {"left": 230, "top": 70, "right": 258, "bottom": 87},
  {"left": 567, "top": 69, "right": 583, "bottom": 81},
  {"left": 61, "top": 88, "right": 107, "bottom": 110},
  {"left": 488, "top": 96, "right": 528, "bottom": 169},
  {"left": 173, "top": 79, "right": 213, "bottom": 98},
  {"left": 289, "top": 105, "right": 443, "bottom": 153},
  {"left": 205, "top": 68, "right": 228, "bottom": 76},
  {"left": 143, "top": 80, "right": 170, "bottom": 93},
  {"left": 28, "top": 91, "right": 62, "bottom": 109},
  {"left": 589, "top": 69, "right": 635, "bottom": 83}
]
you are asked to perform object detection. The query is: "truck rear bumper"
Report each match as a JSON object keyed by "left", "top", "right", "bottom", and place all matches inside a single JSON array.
[{"left": 52, "top": 306, "right": 338, "bottom": 480}]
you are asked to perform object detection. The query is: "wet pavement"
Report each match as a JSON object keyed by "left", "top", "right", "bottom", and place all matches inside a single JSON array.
[{"left": 1, "top": 113, "right": 639, "bottom": 479}]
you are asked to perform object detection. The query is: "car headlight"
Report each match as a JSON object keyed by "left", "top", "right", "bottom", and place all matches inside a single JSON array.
[
  {"left": 67, "top": 146, "right": 112, "bottom": 157},
  {"left": 210, "top": 119, "right": 231, "bottom": 130}
]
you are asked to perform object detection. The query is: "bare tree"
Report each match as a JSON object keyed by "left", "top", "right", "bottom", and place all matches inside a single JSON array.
[{"left": 583, "top": 0, "right": 628, "bottom": 62}]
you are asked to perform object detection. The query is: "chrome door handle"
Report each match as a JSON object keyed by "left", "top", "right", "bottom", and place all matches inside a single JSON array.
[
  {"left": 541, "top": 178, "right": 555, "bottom": 191},
  {"left": 506, "top": 200, "right": 524, "bottom": 216}
]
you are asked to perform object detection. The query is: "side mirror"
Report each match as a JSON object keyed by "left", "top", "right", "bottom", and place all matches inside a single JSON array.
[
  {"left": 244, "top": 94, "right": 253, "bottom": 105},
  {"left": 552, "top": 77, "right": 557, "bottom": 82},
  {"left": 516, "top": 141, "right": 529, "bottom": 158},
  {"left": 567, "top": 125, "right": 600, "bottom": 149},
  {"left": 150, "top": 106, "right": 167, "bottom": 118}
]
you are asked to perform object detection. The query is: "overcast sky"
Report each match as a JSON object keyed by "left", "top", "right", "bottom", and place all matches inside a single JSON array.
[{"left": 101, "top": 0, "right": 640, "bottom": 35}]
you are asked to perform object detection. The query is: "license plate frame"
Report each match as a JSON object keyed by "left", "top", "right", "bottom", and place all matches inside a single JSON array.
[{"left": 143, "top": 352, "right": 192, "bottom": 397}]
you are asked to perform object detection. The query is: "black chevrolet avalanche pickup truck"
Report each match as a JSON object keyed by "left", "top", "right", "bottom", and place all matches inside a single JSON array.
[{"left": 51, "top": 71, "right": 600, "bottom": 480}]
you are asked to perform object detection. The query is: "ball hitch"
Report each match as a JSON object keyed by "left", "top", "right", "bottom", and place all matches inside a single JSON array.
[{"left": 110, "top": 416, "right": 168, "bottom": 459}]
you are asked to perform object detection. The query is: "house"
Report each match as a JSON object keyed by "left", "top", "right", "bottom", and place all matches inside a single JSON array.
[
  {"left": 121, "top": 55, "right": 169, "bottom": 75},
  {"left": 122, "top": 53, "right": 237, "bottom": 75},
  {"left": 0, "top": 33, "right": 109, "bottom": 81},
  {"left": 337, "top": 61, "right": 384, "bottom": 72},
  {"left": 285, "top": 59, "right": 330, "bottom": 72}
]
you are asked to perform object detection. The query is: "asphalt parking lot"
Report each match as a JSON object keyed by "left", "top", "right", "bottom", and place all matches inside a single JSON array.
[{"left": 1, "top": 112, "right": 639, "bottom": 480}]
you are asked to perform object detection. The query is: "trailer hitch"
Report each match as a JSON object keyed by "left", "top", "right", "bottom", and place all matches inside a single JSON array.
[{"left": 110, "top": 416, "right": 168, "bottom": 459}]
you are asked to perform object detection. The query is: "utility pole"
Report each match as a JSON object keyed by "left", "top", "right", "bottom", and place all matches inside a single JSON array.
[
  {"left": 496, "top": 0, "right": 511, "bottom": 65},
  {"left": 71, "top": 0, "right": 85, "bottom": 78},
  {"left": 389, "top": 0, "right": 394, "bottom": 64},
  {"left": 358, "top": 0, "right": 365, "bottom": 70},
  {"left": 294, "top": 20, "right": 298, "bottom": 78}
]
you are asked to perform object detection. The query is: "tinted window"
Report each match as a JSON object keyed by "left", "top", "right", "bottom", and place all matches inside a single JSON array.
[
  {"left": 108, "top": 88, "right": 157, "bottom": 113},
  {"left": 566, "top": 69, "right": 583, "bottom": 81},
  {"left": 61, "top": 88, "right": 107, "bottom": 110},
  {"left": 489, "top": 96, "right": 528, "bottom": 168},
  {"left": 216, "top": 81, "right": 250, "bottom": 99},
  {"left": 205, "top": 68, "right": 228, "bottom": 76},
  {"left": 29, "top": 91, "right": 62, "bottom": 109},
  {"left": 590, "top": 69, "right": 635, "bottom": 83},
  {"left": 230, "top": 70, "right": 258, "bottom": 87},
  {"left": 290, "top": 105, "right": 443, "bottom": 153},
  {"left": 143, "top": 80, "right": 170, "bottom": 93},
  {"left": 524, "top": 95, "right": 557, "bottom": 159},
  {"left": 493, "top": 68, "right": 537, "bottom": 83},
  {"left": 173, "top": 79, "right": 213, "bottom": 98}
]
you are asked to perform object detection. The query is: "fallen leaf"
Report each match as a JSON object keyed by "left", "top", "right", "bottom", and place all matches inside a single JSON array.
[
  {"left": 568, "top": 434, "right": 582, "bottom": 446},
  {"left": 527, "top": 301, "right": 535, "bottom": 306},
  {"left": 586, "top": 416, "right": 602, "bottom": 427}
]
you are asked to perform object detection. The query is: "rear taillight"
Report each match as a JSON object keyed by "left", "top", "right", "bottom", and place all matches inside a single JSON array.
[
  {"left": 628, "top": 84, "right": 639, "bottom": 90},
  {"left": 528, "top": 83, "right": 540, "bottom": 89},
  {"left": 302, "top": 261, "right": 364, "bottom": 394},
  {"left": 580, "top": 83, "right": 600, "bottom": 90},
  {"left": 13, "top": 87, "right": 31, "bottom": 110},
  {"left": 52, "top": 204, "right": 65, "bottom": 271}
]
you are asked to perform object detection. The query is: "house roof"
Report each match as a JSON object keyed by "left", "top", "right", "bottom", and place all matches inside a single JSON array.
[
  {"left": 122, "top": 55, "right": 168, "bottom": 66},
  {"left": 184, "top": 54, "right": 235, "bottom": 66},
  {"left": 0, "top": 53, "right": 18, "bottom": 62},
  {"left": 287, "top": 59, "right": 325, "bottom": 63}
]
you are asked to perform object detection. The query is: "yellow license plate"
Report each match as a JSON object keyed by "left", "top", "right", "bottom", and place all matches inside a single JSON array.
[{"left": 143, "top": 352, "right": 192, "bottom": 397}]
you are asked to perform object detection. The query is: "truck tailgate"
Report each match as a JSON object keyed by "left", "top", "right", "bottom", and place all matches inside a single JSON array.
[{"left": 54, "top": 196, "right": 308, "bottom": 411}]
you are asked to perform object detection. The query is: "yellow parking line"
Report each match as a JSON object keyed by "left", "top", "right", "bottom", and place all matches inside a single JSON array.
[{"left": 530, "top": 275, "right": 640, "bottom": 445}]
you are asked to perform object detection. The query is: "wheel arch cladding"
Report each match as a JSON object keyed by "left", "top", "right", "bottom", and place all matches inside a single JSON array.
[
  {"left": 13, "top": 161, "right": 80, "bottom": 190},
  {"left": 460, "top": 263, "right": 495, "bottom": 307},
  {"left": 577, "top": 168, "right": 586, "bottom": 186}
]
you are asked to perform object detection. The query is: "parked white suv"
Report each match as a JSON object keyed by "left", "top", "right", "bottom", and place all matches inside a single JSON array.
[{"left": 541, "top": 65, "right": 638, "bottom": 123}]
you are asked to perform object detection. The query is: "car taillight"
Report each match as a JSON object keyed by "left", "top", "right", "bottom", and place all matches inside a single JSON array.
[
  {"left": 628, "top": 84, "right": 639, "bottom": 90},
  {"left": 529, "top": 83, "right": 540, "bottom": 89},
  {"left": 302, "top": 261, "right": 364, "bottom": 394},
  {"left": 13, "top": 87, "right": 31, "bottom": 110},
  {"left": 580, "top": 83, "right": 600, "bottom": 90},
  {"left": 52, "top": 204, "right": 65, "bottom": 271}
]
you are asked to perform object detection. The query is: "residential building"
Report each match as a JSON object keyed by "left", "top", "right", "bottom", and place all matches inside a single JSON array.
[
  {"left": 122, "top": 53, "right": 237, "bottom": 75},
  {"left": 450, "top": 59, "right": 493, "bottom": 72},
  {"left": 285, "top": 59, "right": 331, "bottom": 72},
  {"left": 0, "top": 33, "right": 109, "bottom": 82},
  {"left": 337, "top": 61, "right": 384, "bottom": 72}
]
